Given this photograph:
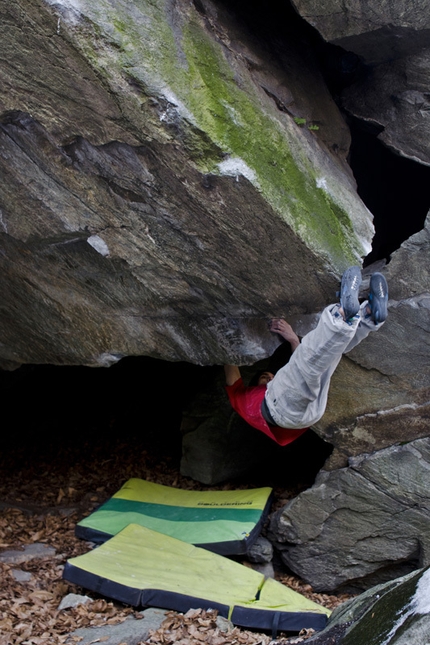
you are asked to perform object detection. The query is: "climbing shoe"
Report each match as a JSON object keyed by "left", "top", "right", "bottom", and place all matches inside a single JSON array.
[
  {"left": 340, "top": 266, "right": 361, "bottom": 321},
  {"left": 368, "top": 272, "right": 388, "bottom": 323}
]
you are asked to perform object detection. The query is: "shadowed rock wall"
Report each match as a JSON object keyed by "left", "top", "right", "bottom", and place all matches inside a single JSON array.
[
  {"left": 291, "top": 0, "right": 430, "bottom": 64},
  {"left": 292, "top": 0, "right": 430, "bottom": 164}
]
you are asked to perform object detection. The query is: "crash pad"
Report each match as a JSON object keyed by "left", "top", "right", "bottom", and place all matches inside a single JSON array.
[
  {"left": 76, "top": 478, "right": 272, "bottom": 555},
  {"left": 64, "top": 523, "right": 330, "bottom": 632}
]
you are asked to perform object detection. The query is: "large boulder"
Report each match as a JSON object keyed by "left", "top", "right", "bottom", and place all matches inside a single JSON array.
[
  {"left": 0, "top": 0, "right": 372, "bottom": 369},
  {"left": 269, "top": 437, "right": 430, "bottom": 592}
]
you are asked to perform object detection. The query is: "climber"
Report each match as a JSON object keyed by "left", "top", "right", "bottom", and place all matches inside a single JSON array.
[{"left": 224, "top": 267, "right": 389, "bottom": 446}]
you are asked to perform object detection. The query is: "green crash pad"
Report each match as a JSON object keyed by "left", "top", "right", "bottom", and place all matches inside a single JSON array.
[
  {"left": 64, "top": 524, "right": 330, "bottom": 632},
  {"left": 76, "top": 478, "right": 273, "bottom": 555}
]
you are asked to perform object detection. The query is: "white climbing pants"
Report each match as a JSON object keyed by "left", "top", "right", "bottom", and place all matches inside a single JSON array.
[{"left": 264, "top": 302, "right": 384, "bottom": 429}]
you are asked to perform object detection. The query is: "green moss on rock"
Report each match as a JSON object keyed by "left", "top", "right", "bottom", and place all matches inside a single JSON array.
[{"left": 63, "top": 0, "right": 370, "bottom": 267}]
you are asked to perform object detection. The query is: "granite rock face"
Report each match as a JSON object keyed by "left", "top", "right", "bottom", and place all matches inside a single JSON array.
[
  {"left": 269, "top": 438, "right": 430, "bottom": 592},
  {"left": 0, "top": 0, "right": 372, "bottom": 369}
]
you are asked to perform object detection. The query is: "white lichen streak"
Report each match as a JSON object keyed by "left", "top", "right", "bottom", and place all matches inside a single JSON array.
[
  {"left": 413, "top": 569, "right": 430, "bottom": 614},
  {"left": 95, "top": 353, "right": 123, "bottom": 367},
  {"left": 357, "top": 402, "right": 421, "bottom": 420},
  {"left": 160, "top": 88, "right": 195, "bottom": 123},
  {"left": 43, "top": 0, "right": 83, "bottom": 25},
  {"left": 0, "top": 210, "right": 7, "bottom": 233},
  {"left": 316, "top": 177, "right": 328, "bottom": 191},
  {"left": 380, "top": 569, "right": 430, "bottom": 645},
  {"left": 217, "top": 157, "right": 257, "bottom": 183},
  {"left": 315, "top": 175, "right": 372, "bottom": 256},
  {"left": 43, "top": 0, "right": 82, "bottom": 11},
  {"left": 87, "top": 234, "right": 110, "bottom": 257},
  {"left": 144, "top": 225, "right": 156, "bottom": 245}
]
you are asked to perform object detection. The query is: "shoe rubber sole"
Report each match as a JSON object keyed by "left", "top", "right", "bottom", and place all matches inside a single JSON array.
[
  {"left": 340, "top": 266, "right": 361, "bottom": 321},
  {"left": 369, "top": 272, "right": 388, "bottom": 323}
]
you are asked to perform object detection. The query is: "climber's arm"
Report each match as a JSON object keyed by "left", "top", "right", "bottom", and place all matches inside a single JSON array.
[{"left": 224, "top": 364, "right": 241, "bottom": 386}]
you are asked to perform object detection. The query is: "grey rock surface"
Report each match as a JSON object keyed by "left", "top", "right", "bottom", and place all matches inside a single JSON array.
[
  {"left": 0, "top": 0, "right": 373, "bottom": 369},
  {"left": 0, "top": 543, "right": 56, "bottom": 564},
  {"left": 291, "top": 0, "right": 430, "bottom": 64},
  {"left": 216, "top": 615, "right": 234, "bottom": 633},
  {"left": 343, "top": 49, "right": 430, "bottom": 165},
  {"left": 306, "top": 567, "right": 430, "bottom": 645},
  {"left": 269, "top": 438, "right": 430, "bottom": 592},
  {"left": 11, "top": 569, "right": 33, "bottom": 583},
  {"left": 249, "top": 562, "right": 276, "bottom": 579},
  {"left": 246, "top": 536, "right": 273, "bottom": 564},
  {"left": 66, "top": 607, "right": 168, "bottom": 645},
  {"left": 291, "top": 0, "right": 430, "bottom": 180},
  {"left": 58, "top": 593, "right": 93, "bottom": 610}
]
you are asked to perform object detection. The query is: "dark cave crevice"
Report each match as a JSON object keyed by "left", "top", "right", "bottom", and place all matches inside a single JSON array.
[
  {"left": 348, "top": 117, "right": 430, "bottom": 265},
  {"left": 0, "top": 357, "right": 213, "bottom": 454},
  {"left": 1, "top": 355, "right": 331, "bottom": 491}
]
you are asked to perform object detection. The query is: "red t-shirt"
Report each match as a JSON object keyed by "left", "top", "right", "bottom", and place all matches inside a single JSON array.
[{"left": 225, "top": 378, "right": 307, "bottom": 446}]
